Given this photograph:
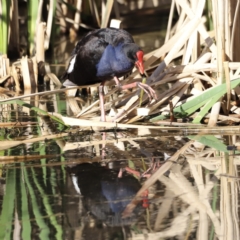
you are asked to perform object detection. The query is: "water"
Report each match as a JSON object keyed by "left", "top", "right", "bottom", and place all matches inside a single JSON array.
[{"left": 0, "top": 30, "right": 239, "bottom": 240}]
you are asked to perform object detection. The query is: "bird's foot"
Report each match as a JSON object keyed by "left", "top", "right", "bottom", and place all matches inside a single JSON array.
[
  {"left": 120, "top": 82, "right": 157, "bottom": 101},
  {"left": 136, "top": 82, "right": 157, "bottom": 101}
]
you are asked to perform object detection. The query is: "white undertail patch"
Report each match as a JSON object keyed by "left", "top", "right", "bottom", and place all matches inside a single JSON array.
[
  {"left": 67, "top": 55, "right": 77, "bottom": 73},
  {"left": 72, "top": 175, "right": 81, "bottom": 194}
]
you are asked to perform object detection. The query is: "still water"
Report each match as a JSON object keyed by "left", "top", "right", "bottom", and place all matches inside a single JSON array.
[{"left": 0, "top": 31, "right": 239, "bottom": 240}]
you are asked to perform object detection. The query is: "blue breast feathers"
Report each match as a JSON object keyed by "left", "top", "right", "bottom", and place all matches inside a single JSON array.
[{"left": 96, "top": 44, "right": 134, "bottom": 78}]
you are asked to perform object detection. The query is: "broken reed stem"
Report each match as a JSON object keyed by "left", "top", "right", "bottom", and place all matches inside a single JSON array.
[
  {"left": 36, "top": 22, "right": 46, "bottom": 62},
  {"left": 224, "top": 61, "right": 231, "bottom": 113},
  {"left": 208, "top": 0, "right": 225, "bottom": 126},
  {"left": 44, "top": 0, "right": 54, "bottom": 50},
  {"left": 164, "top": 0, "right": 175, "bottom": 43},
  {"left": 21, "top": 56, "right": 32, "bottom": 90}
]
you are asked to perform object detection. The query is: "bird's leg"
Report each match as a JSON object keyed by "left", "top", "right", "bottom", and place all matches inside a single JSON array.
[
  {"left": 114, "top": 76, "right": 121, "bottom": 87},
  {"left": 99, "top": 82, "right": 106, "bottom": 122}
]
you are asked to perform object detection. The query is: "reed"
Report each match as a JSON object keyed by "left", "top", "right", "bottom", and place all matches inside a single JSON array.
[
  {"left": 0, "top": 0, "right": 9, "bottom": 54},
  {"left": 27, "top": 0, "right": 39, "bottom": 55}
]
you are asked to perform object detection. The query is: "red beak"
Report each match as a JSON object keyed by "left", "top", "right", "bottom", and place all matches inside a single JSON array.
[{"left": 135, "top": 50, "right": 144, "bottom": 74}]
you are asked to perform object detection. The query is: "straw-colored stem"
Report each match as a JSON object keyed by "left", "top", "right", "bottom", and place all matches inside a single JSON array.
[
  {"left": 101, "top": 0, "right": 114, "bottom": 28},
  {"left": 73, "top": 0, "right": 82, "bottom": 31},
  {"left": 36, "top": 22, "right": 46, "bottom": 63},
  {"left": 164, "top": 0, "right": 175, "bottom": 43},
  {"left": 208, "top": 0, "right": 225, "bottom": 126},
  {"left": 44, "top": 0, "right": 55, "bottom": 50}
]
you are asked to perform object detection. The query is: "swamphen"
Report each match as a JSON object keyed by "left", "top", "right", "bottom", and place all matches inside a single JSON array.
[
  {"left": 63, "top": 27, "right": 156, "bottom": 121},
  {"left": 67, "top": 163, "right": 144, "bottom": 226}
]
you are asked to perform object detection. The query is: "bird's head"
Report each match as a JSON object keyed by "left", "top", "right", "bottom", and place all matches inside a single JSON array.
[{"left": 123, "top": 44, "right": 144, "bottom": 75}]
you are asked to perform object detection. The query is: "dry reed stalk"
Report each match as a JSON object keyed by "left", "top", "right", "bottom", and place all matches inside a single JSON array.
[
  {"left": 112, "top": 95, "right": 139, "bottom": 122},
  {"left": 184, "top": 158, "right": 222, "bottom": 238},
  {"left": 149, "top": 78, "right": 193, "bottom": 114},
  {"left": 230, "top": 0, "right": 240, "bottom": 61},
  {"left": 63, "top": 136, "right": 152, "bottom": 152},
  {"left": 0, "top": 55, "right": 8, "bottom": 78},
  {"left": 60, "top": 115, "right": 185, "bottom": 129},
  {"left": 149, "top": 18, "right": 201, "bottom": 83},
  {"left": 189, "top": 163, "right": 208, "bottom": 239},
  {"left": 154, "top": 189, "right": 174, "bottom": 231},
  {"left": 174, "top": 5, "right": 187, "bottom": 33},
  {"left": 224, "top": 0, "right": 231, "bottom": 59},
  {"left": 77, "top": 99, "right": 100, "bottom": 117},
  {"left": 142, "top": 206, "right": 198, "bottom": 239},
  {"left": 164, "top": 0, "right": 175, "bottom": 43},
  {"left": 175, "top": 0, "right": 217, "bottom": 54},
  {"left": 21, "top": 56, "right": 32, "bottom": 90},
  {"left": 66, "top": 97, "right": 82, "bottom": 116},
  {"left": 224, "top": 61, "right": 231, "bottom": 113},
  {"left": 44, "top": 0, "right": 54, "bottom": 50},
  {"left": 0, "top": 132, "right": 68, "bottom": 151},
  {"left": 220, "top": 153, "right": 234, "bottom": 239},
  {"left": 208, "top": 0, "right": 225, "bottom": 126},
  {"left": 36, "top": 0, "right": 44, "bottom": 25},
  {"left": 230, "top": 173, "right": 240, "bottom": 239},
  {"left": 167, "top": 166, "right": 205, "bottom": 208},
  {"left": 160, "top": 83, "right": 189, "bottom": 115},
  {"left": 46, "top": 73, "right": 62, "bottom": 86},
  {"left": 0, "top": 85, "right": 80, "bottom": 102},
  {"left": 32, "top": 56, "right": 38, "bottom": 86},
  {"left": 91, "top": 0, "right": 101, "bottom": 27},
  {"left": 182, "top": 0, "right": 204, "bottom": 65},
  {"left": 163, "top": 62, "right": 240, "bottom": 75},
  {"left": 28, "top": 58, "right": 37, "bottom": 90},
  {"left": 9, "top": 0, "right": 19, "bottom": 53},
  {"left": 191, "top": 2, "right": 200, "bottom": 65},
  {"left": 73, "top": 0, "right": 82, "bottom": 31},
  {"left": 36, "top": 22, "right": 46, "bottom": 63},
  {"left": 101, "top": 0, "right": 114, "bottom": 28},
  {"left": 11, "top": 65, "right": 20, "bottom": 92},
  {"left": 143, "top": 20, "right": 195, "bottom": 69}
]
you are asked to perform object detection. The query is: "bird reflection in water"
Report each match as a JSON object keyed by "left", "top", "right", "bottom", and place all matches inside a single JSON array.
[{"left": 66, "top": 163, "right": 147, "bottom": 227}]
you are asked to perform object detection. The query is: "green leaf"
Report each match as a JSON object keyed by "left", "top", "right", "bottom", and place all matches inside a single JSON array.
[
  {"left": 189, "top": 135, "right": 228, "bottom": 152},
  {"left": 28, "top": 0, "right": 39, "bottom": 55},
  {"left": 151, "top": 78, "right": 240, "bottom": 123},
  {"left": 0, "top": 0, "right": 9, "bottom": 54}
]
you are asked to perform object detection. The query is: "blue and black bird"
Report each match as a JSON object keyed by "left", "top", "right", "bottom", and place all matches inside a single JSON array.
[{"left": 63, "top": 28, "right": 156, "bottom": 121}]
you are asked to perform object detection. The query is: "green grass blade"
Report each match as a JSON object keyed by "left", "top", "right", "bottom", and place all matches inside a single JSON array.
[
  {"left": 192, "top": 94, "right": 223, "bottom": 123},
  {"left": 27, "top": 0, "right": 39, "bottom": 55},
  {"left": 0, "top": 0, "right": 9, "bottom": 54}
]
